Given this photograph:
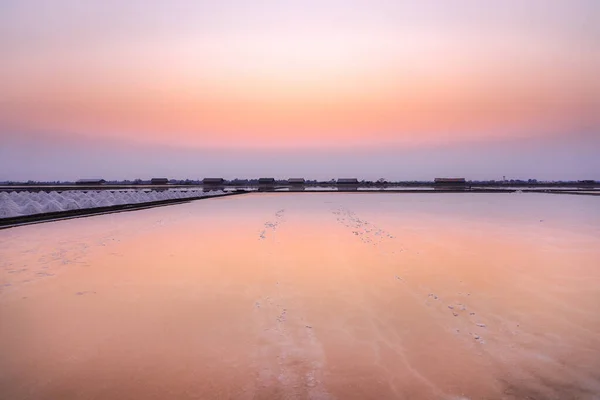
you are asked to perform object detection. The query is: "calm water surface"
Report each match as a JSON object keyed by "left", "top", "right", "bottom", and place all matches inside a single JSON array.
[{"left": 1, "top": 193, "right": 599, "bottom": 399}]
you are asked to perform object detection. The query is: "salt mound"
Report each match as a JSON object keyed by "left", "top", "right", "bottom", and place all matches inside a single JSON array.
[
  {"left": 129, "top": 193, "right": 143, "bottom": 203},
  {"left": 99, "top": 192, "right": 115, "bottom": 203},
  {"left": 0, "top": 199, "right": 23, "bottom": 218},
  {"left": 1, "top": 188, "right": 225, "bottom": 219},
  {"left": 94, "top": 191, "right": 111, "bottom": 201},
  {"left": 0, "top": 206, "right": 15, "bottom": 218},
  {"left": 12, "top": 192, "right": 27, "bottom": 203},
  {"left": 37, "top": 191, "right": 51, "bottom": 202},
  {"left": 96, "top": 198, "right": 114, "bottom": 207},
  {"left": 28, "top": 192, "right": 42, "bottom": 202},
  {"left": 62, "top": 199, "right": 80, "bottom": 211},
  {"left": 139, "top": 192, "right": 152, "bottom": 202},
  {"left": 43, "top": 200, "right": 64, "bottom": 213},
  {"left": 22, "top": 201, "right": 44, "bottom": 215},
  {"left": 137, "top": 191, "right": 147, "bottom": 199},
  {"left": 151, "top": 192, "right": 164, "bottom": 201},
  {"left": 113, "top": 192, "right": 127, "bottom": 202},
  {"left": 79, "top": 198, "right": 98, "bottom": 209},
  {"left": 111, "top": 196, "right": 127, "bottom": 206},
  {"left": 63, "top": 191, "right": 80, "bottom": 200},
  {"left": 49, "top": 191, "right": 63, "bottom": 201},
  {"left": 88, "top": 191, "right": 101, "bottom": 202},
  {"left": 155, "top": 192, "right": 166, "bottom": 201},
  {"left": 122, "top": 192, "right": 135, "bottom": 203}
]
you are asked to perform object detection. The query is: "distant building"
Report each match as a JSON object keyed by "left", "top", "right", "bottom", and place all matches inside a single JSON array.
[
  {"left": 203, "top": 178, "right": 225, "bottom": 185},
  {"left": 434, "top": 178, "right": 466, "bottom": 185},
  {"left": 336, "top": 178, "right": 359, "bottom": 191},
  {"left": 150, "top": 178, "right": 169, "bottom": 185},
  {"left": 579, "top": 180, "right": 596, "bottom": 185},
  {"left": 336, "top": 178, "right": 359, "bottom": 185},
  {"left": 258, "top": 178, "right": 276, "bottom": 185},
  {"left": 288, "top": 178, "right": 306, "bottom": 191},
  {"left": 258, "top": 178, "right": 276, "bottom": 192},
  {"left": 203, "top": 178, "right": 225, "bottom": 192},
  {"left": 434, "top": 178, "right": 468, "bottom": 190},
  {"left": 76, "top": 179, "right": 106, "bottom": 185}
]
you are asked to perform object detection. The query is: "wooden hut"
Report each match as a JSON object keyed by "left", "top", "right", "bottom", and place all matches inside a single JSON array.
[
  {"left": 288, "top": 178, "right": 306, "bottom": 191},
  {"left": 336, "top": 178, "right": 359, "bottom": 191},
  {"left": 288, "top": 178, "right": 305, "bottom": 185},
  {"left": 258, "top": 178, "right": 276, "bottom": 191},
  {"left": 203, "top": 178, "right": 225, "bottom": 192},
  {"left": 203, "top": 178, "right": 225, "bottom": 185},
  {"left": 434, "top": 178, "right": 468, "bottom": 190},
  {"left": 336, "top": 178, "right": 359, "bottom": 185},
  {"left": 434, "top": 178, "right": 466, "bottom": 185}
]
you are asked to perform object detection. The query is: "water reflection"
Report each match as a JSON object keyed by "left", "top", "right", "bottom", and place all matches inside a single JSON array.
[{"left": 1, "top": 193, "right": 599, "bottom": 399}]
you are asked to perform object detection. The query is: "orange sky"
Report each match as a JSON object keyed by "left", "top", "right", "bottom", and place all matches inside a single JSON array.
[{"left": 1, "top": 1, "right": 599, "bottom": 151}]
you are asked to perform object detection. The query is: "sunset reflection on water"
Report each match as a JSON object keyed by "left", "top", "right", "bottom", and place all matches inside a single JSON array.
[{"left": 1, "top": 193, "right": 599, "bottom": 399}]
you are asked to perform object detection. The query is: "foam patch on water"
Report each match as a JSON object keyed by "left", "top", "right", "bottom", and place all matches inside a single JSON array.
[{"left": 0, "top": 189, "right": 224, "bottom": 219}]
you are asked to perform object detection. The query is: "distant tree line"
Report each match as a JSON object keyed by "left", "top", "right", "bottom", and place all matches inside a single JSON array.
[{"left": 1, "top": 178, "right": 597, "bottom": 186}]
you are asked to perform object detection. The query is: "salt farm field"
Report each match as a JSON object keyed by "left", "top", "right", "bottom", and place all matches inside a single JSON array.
[
  {"left": 0, "top": 189, "right": 225, "bottom": 219},
  {"left": 1, "top": 193, "right": 599, "bottom": 399}
]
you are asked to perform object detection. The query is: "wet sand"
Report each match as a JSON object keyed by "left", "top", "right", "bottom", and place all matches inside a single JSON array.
[{"left": 1, "top": 193, "right": 599, "bottom": 399}]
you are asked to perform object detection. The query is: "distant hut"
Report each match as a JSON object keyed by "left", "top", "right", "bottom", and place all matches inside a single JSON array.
[
  {"left": 434, "top": 178, "right": 467, "bottom": 190},
  {"left": 336, "top": 178, "right": 359, "bottom": 191},
  {"left": 337, "top": 178, "right": 359, "bottom": 185},
  {"left": 288, "top": 178, "right": 306, "bottom": 191},
  {"left": 288, "top": 178, "right": 305, "bottom": 185},
  {"left": 258, "top": 177, "right": 276, "bottom": 192},
  {"left": 203, "top": 178, "right": 225, "bottom": 185},
  {"left": 76, "top": 179, "right": 106, "bottom": 185},
  {"left": 150, "top": 178, "right": 169, "bottom": 185},
  {"left": 434, "top": 178, "right": 466, "bottom": 185},
  {"left": 203, "top": 178, "right": 225, "bottom": 192}
]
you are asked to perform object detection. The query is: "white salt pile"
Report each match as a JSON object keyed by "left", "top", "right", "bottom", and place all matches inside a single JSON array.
[{"left": 0, "top": 189, "right": 224, "bottom": 219}]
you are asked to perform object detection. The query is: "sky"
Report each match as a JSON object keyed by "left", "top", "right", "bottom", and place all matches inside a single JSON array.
[{"left": 1, "top": 0, "right": 599, "bottom": 181}]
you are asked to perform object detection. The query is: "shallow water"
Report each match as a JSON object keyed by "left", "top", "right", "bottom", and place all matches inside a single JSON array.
[{"left": 1, "top": 193, "right": 599, "bottom": 399}]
